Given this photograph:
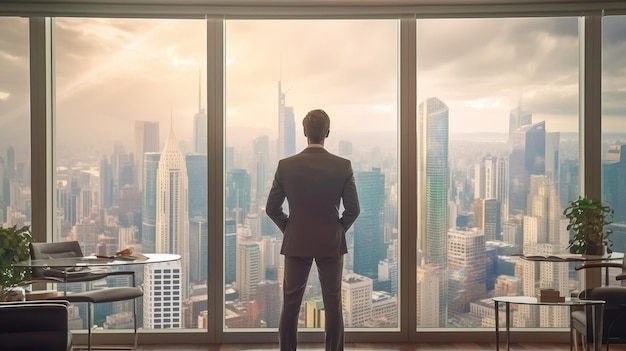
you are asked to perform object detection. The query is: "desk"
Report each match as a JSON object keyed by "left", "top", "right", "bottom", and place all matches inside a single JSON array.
[
  {"left": 13, "top": 253, "right": 181, "bottom": 269},
  {"left": 493, "top": 296, "right": 605, "bottom": 351},
  {"left": 514, "top": 252, "right": 623, "bottom": 263}
]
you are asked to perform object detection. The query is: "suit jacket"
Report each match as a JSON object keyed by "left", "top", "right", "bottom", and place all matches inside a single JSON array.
[{"left": 266, "top": 147, "right": 360, "bottom": 257}]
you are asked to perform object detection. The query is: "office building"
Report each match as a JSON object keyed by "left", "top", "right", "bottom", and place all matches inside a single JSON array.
[
  {"left": 417, "top": 97, "right": 449, "bottom": 327},
  {"left": 134, "top": 121, "right": 160, "bottom": 193},
  {"left": 353, "top": 167, "right": 385, "bottom": 280}
]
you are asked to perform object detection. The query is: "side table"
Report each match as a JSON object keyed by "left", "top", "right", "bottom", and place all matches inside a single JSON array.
[{"left": 493, "top": 296, "right": 605, "bottom": 351}]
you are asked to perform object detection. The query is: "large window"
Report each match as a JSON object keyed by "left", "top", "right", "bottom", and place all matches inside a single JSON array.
[
  {"left": 54, "top": 18, "right": 208, "bottom": 330},
  {"left": 0, "top": 17, "right": 30, "bottom": 230},
  {"left": 416, "top": 17, "right": 580, "bottom": 329},
  {"left": 602, "top": 15, "right": 626, "bottom": 276},
  {"left": 224, "top": 19, "right": 399, "bottom": 330}
]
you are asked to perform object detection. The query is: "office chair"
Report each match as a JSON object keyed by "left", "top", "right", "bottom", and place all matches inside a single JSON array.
[
  {"left": 0, "top": 300, "right": 72, "bottom": 351},
  {"left": 29, "top": 241, "right": 143, "bottom": 351},
  {"left": 572, "top": 256, "right": 626, "bottom": 351}
]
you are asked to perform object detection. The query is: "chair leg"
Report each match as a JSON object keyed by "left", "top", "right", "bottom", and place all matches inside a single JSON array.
[
  {"left": 87, "top": 302, "right": 92, "bottom": 351},
  {"left": 133, "top": 298, "right": 138, "bottom": 350}
]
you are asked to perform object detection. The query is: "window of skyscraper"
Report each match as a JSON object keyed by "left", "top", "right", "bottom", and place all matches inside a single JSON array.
[
  {"left": 601, "top": 16, "right": 626, "bottom": 265},
  {"left": 415, "top": 17, "right": 580, "bottom": 329},
  {"left": 224, "top": 19, "right": 400, "bottom": 330},
  {"left": 54, "top": 18, "right": 208, "bottom": 331},
  {"left": 0, "top": 17, "right": 30, "bottom": 232}
]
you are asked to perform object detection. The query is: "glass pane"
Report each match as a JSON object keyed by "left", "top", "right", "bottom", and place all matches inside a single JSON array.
[
  {"left": 602, "top": 15, "right": 626, "bottom": 283},
  {"left": 225, "top": 19, "right": 399, "bottom": 330},
  {"left": 0, "top": 17, "right": 30, "bottom": 229},
  {"left": 54, "top": 18, "right": 207, "bottom": 330},
  {"left": 416, "top": 17, "right": 579, "bottom": 328}
]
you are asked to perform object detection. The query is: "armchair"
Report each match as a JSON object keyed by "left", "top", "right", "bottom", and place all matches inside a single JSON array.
[
  {"left": 0, "top": 300, "right": 72, "bottom": 351},
  {"left": 572, "top": 257, "right": 626, "bottom": 351}
]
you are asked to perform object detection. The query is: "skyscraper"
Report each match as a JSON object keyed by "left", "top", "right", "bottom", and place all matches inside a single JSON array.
[
  {"left": 189, "top": 217, "right": 208, "bottom": 284},
  {"left": 509, "top": 121, "right": 546, "bottom": 216},
  {"left": 236, "top": 239, "right": 261, "bottom": 303},
  {"left": 277, "top": 81, "right": 295, "bottom": 160},
  {"left": 447, "top": 227, "right": 486, "bottom": 315},
  {"left": 145, "top": 127, "right": 189, "bottom": 329},
  {"left": 417, "top": 97, "right": 449, "bottom": 327},
  {"left": 508, "top": 105, "right": 532, "bottom": 135},
  {"left": 353, "top": 167, "right": 385, "bottom": 280},
  {"left": 226, "top": 169, "right": 251, "bottom": 224},
  {"left": 155, "top": 128, "right": 189, "bottom": 290},
  {"left": 341, "top": 273, "right": 373, "bottom": 327},
  {"left": 134, "top": 121, "right": 160, "bottom": 193},
  {"left": 186, "top": 154, "right": 208, "bottom": 219},
  {"left": 253, "top": 135, "right": 270, "bottom": 200},
  {"left": 193, "top": 108, "right": 207, "bottom": 154},
  {"left": 141, "top": 153, "right": 160, "bottom": 254},
  {"left": 224, "top": 219, "right": 237, "bottom": 285}
]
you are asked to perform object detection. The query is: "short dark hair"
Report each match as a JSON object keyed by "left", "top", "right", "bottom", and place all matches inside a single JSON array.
[{"left": 303, "top": 109, "right": 330, "bottom": 143}]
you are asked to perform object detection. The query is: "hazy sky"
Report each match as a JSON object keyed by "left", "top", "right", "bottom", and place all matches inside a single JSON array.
[{"left": 1, "top": 15, "right": 625, "bottom": 158}]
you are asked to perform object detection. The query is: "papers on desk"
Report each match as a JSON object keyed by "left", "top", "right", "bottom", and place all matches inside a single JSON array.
[{"left": 92, "top": 248, "right": 149, "bottom": 261}]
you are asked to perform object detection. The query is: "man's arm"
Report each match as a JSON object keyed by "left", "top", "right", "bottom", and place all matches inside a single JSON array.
[
  {"left": 340, "top": 163, "right": 360, "bottom": 231},
  {"left": 266, "top": 170, "right": 288, "bottom": 233}
]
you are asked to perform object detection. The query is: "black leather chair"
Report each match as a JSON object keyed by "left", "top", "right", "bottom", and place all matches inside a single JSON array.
[
  {"left": 29, "top": 241, "right": 143, "bottom": 351},
  {"left": 572, "top": 257, "right": 626, "bottom": 351},
  {"left": 0, "top": 300, "right": 72, "bottom": 351}
]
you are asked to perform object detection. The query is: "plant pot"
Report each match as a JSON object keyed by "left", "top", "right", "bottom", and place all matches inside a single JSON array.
[{"left": 585, "top": 242, "right": 605, "bottom": 256}]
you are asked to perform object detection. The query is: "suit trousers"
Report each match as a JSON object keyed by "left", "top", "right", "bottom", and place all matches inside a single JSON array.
[{"left": 280, "top": 255, "right": 344, "bottom": 351}]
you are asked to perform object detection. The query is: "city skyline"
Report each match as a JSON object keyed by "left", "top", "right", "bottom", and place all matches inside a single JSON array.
[{"left": 3, "top": 15, "right": 626, "bottom": 332}]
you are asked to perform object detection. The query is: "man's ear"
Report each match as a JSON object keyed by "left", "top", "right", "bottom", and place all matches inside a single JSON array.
[{"left": 326, "top": 130, "right": 330, "bottom": 138}]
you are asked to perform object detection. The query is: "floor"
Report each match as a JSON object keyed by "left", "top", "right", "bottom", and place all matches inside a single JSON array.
[{"left": 129, "top": 343, "right": 624, "bottom": 351}]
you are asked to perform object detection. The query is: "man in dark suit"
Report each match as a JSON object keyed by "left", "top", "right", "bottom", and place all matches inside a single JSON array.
[{"left": 266, "top": 109, "right": 360, "bottom": 351}]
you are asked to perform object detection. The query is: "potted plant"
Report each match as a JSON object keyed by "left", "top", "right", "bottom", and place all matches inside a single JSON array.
[
  {"left": 0, "top": 224, "right": 33, "bottom": 301},
  {"left": 564, "top": 196, "right": 614, "bottom": 255}
]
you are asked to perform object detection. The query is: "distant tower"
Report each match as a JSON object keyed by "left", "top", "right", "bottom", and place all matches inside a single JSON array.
[
  {"left": 224, "top": 219, "right": 237, "bottom": 285},
  {"left": 253, "top": 135, "right": 270, "bottom": 200},
  {"left": 353, "top": 168, "right": 385, "bottom": 280},
  {"left": 141, "top": 153, "right": 160, "bottom": 254},
  {"left": 189, "top": 217, "right": 208, "bottom": 284},
  {"left": 509, "top": 121, "right": 546, "bottom": 216},
  {"left": 226, "top": 169, "right": 251, "bottom": 224},
  {"left": 508, "top": 105, "right": 532, "bottom": 135},
  {"left": 417, "top": 97, "right": 449, "bottom": 327},
  {"left": 99, "top": 156, "right": 113, "bottom": 209},
  {"left": 134, "top": 121, "right": 160, "bottom": 192},
  {"left": 186, "top": 154, "right": 208, "bottom": 219},
  {"left": 277, "top": 81, "right": 296, "bottom": 160},
  {"left": 193, "top": 70, "right": 207, "bottom": 154}
]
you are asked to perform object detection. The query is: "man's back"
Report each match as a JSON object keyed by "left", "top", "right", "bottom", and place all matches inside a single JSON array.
[{"left": 266, "top": 147, "right": 359, "bottom": 257}]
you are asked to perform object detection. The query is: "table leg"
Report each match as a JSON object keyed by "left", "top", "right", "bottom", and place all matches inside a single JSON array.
[
  {"left": 592, "top": 304, "right": 604, "bottom": 351},
  {"left": 506, "top": 302, "right": 510, "bottom": 351},
  {"left": 495, "top": 301, "right": 500, "bottom": 351}
]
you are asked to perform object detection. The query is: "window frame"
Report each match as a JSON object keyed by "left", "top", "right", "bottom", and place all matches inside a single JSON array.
[{"left": 19, "top": 0, "right": 621, "bottom": 345}]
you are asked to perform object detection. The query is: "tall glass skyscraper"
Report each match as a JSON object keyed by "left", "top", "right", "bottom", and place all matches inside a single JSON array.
[
  {"left": 277, "top": 80, "right": 295, "bottom": 160},
  {"left": 417, "top": 97, "right": 449, "bottom": 327},
  {"left": 141, "top": 152, "right": 160, "bottom": 254},
  {"left": 353, "top": 167, "right": 385, "bottom": 280},
  {"left": 134, "top": 120, "right": 160, "bottom": 192}
]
